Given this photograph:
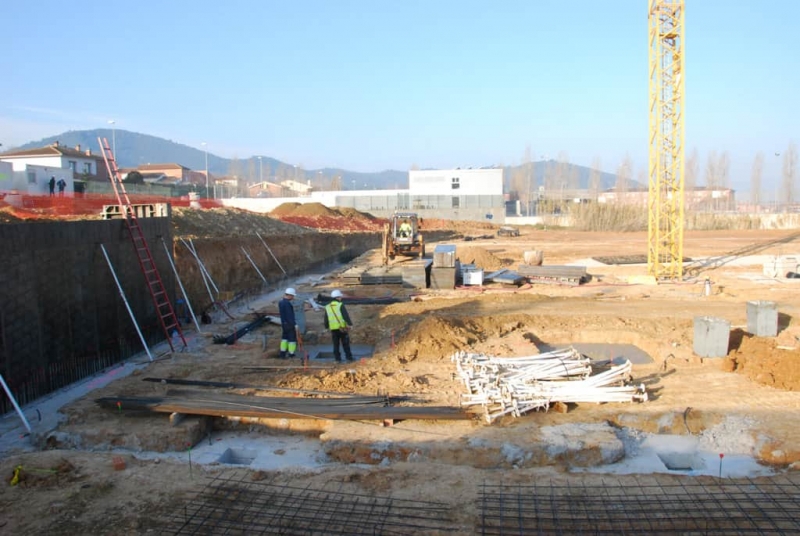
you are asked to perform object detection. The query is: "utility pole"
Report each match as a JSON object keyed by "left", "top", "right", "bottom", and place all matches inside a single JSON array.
[{"left": 108, "top": 120, "right": 116, "bottom": 160}]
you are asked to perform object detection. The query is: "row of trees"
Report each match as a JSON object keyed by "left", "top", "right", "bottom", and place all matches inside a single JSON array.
[
  {"left": 219, "top": 158, "right": 345, "bottom": 196},
  {"left": 508, "top": 142, "right": 798, "bottom": 213}
]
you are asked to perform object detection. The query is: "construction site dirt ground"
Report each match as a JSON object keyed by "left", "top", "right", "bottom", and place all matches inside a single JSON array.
[{"left": 3, "top": 223, "right": 800, "bottom": 534}]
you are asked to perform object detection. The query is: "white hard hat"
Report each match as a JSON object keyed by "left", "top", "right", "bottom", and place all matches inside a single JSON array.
[
  {"left": 331, "top": 289, "right": 343, "bottom": 299},
  {"left": 285, "top": 287, "right": 297, "bottom": 296}
]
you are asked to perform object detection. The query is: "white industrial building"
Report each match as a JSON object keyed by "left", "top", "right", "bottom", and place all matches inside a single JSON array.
[
  {"left": 409, "top": 168, "right": 503, "bottom": 196},
  {"left": 224, "top": 167, "right": 506, "bottom": 221}
]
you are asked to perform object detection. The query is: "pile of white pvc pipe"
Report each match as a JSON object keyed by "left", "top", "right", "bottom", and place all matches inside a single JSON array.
[{"left": 452, "top": 347, "right": 648, "bottom": 423}]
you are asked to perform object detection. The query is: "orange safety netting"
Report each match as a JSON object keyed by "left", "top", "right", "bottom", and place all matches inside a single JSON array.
[{"left": 0, "top": 193, "right": 223, "bottom": 221}]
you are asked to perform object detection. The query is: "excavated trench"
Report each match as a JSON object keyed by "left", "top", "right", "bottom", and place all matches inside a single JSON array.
[{"left": 35, "top": 234, "right": 797, "bottom": 477}]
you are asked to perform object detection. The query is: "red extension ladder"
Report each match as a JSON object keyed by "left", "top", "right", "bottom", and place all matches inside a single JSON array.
[{"left": 98, "top": 137, "right": 186, "bottom": 352}]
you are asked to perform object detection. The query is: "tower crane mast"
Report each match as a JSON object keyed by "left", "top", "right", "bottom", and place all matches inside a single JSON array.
[{"left": 648, "top": 0, "right": 685, "bottom": 279}]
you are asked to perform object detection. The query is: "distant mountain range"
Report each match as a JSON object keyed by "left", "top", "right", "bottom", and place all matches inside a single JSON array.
[{"left": 11, "top": 129, "right": 622, "bottom": 191}]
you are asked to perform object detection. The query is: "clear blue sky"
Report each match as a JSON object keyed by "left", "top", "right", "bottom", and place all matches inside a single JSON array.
[{"left": 2, "top": 0, "right": 797, "bottom": 193}]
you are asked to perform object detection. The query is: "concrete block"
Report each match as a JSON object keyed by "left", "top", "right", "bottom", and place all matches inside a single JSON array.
[
  {"left": 401, "top": 259, "right": 431, "bottom": 289},
  {"left": 430, "top": 267, "right": 456, "bottom": 289},
  {"left": 433, "top": 244, "right": 457, "bottom": 268},
  {"left": 746, "top": 300, "right": 778, "bottom": 337},
  {"left": 693, "top": 316, "right": 730, "bottom": 358}
]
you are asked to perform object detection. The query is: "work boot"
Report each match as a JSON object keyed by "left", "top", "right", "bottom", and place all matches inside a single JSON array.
[
  {"left": 334, "top": 356, "right": 342, "bottom": 363},
  {"left": 279, "top": 351, "right": 286, "bottom": 359},
  {"left": 346, "top": 355, "right": 355, "bottom": 362},
  {"left": 288, "top": 353, "right": 296, "bottom": 359}
]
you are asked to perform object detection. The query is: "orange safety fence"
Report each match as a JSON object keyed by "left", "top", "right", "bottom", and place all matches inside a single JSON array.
[{"left": 0, "top": 193, "right": 224, "bottom": 219}]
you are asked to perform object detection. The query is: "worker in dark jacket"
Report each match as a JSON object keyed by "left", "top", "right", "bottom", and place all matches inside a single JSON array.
[
  {"left": 324, "top": 289, "right": 353, "bottom": 362},
  {"left": 278, "top": 287, "right": 298, "bottom": 358}
]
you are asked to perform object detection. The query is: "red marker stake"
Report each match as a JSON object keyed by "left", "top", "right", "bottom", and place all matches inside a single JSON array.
[{"left": 719, "top": 453, "right": 724, "bottom": 479}]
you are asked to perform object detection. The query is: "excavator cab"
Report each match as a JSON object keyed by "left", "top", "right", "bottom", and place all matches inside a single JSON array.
[{"left": 382, "top": 212, "right": 425, "bottom": 264}]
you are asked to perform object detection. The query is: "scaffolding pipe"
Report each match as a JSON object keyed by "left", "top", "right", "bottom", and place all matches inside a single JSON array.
[
  {"left": 256, "top": 233, "right": 287, "bottom": 275},
  {"left": 180, "top": 238, "right": 216, "bottom": 304},
  {"left": 100, "top": 244, "right": 154, "bottom": 361},
  {"left": 241, "top": 246, "right": 268, "bottom": 283},
  {"left": 162, "top": 238, "right": 201, "bottom": 333},
  {"left": 186, "top": 238, "right": 219, "bottom": 294},
  {"left": 0, "top": 373, "right": 32, "bottom": 435}
]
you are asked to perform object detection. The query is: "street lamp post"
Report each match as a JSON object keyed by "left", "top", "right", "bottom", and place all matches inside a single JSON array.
[
  {"left": 201, "top": 142, "right": 209, "bottom": 198},
  {"left": 258, "top": 156, "right": 263, "bottom": 183},
  {"left": 108, "top": 120, "right": 116, "bottom": 160}
]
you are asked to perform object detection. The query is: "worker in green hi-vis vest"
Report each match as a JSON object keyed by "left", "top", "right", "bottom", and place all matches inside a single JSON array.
[{"left": 324, "top": 290, "right": 354, "bottom": 363}]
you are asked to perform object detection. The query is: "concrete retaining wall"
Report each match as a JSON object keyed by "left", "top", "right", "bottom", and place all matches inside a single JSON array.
[
  {"left": 0, "top": 219, "right": 380, "bottom": 413},
  {"left": 0, "top": 218, "right": 175, "bottom": 412}
]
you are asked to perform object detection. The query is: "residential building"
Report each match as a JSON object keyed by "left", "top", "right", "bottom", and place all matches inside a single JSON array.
[{"left": 0, "top": 142, "right": 108, "bottom": 194}]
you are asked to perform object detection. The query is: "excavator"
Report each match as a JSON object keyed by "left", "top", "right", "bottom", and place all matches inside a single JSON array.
[{"left": 382, "top": 212, "right": 425, "bottom": 265}]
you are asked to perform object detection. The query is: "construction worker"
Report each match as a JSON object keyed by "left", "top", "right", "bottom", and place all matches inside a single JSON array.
[
  {"left": 324, "top": 289, "right": 353, "bottom": 362},
  {"left": 399, "top": 220, "right": 412, "bottom": 238},
  {"left": 278, "top": 287, "right": 298, "bottom": 358}
]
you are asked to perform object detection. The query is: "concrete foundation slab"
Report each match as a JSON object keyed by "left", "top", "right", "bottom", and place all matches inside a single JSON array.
[{"left": 537, "top": 343, "right": 654, "bottom": 365}]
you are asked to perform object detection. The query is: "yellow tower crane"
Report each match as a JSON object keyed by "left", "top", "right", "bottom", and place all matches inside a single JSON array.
[{"left": 648, "top": 0, "right": 685, "bottom": 279}]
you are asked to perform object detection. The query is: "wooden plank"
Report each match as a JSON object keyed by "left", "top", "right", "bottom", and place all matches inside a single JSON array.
[{"left": 98, "top": 395, "right": 470, "bottom": 421}]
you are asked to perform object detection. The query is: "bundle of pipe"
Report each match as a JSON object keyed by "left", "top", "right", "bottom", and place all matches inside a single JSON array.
[{"left": 452, "top": 348, "right": 647, "bottom": 423}]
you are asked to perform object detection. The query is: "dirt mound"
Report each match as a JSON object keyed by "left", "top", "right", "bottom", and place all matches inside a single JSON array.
[
  {"left": 270, "top": 203, "right": 384, "bottom": 232},
  {"left": 270, "top": 202, "right": 338, "bottom": 217},
  {"left": 292, "top": 203, "right": 340, "bottom": 217},
  {"left": 270, "top": 202, "right": 303, "bottom": 216},
  {"left": 171, "top": 207, "right": 312, "bottom": 238},
  {"left": 723, "top": 330, "right": 800, "bottom": 390},
  {"left": 422, "top": 218, "right": 497, "bottom": 232},
  {"left": 337, "top": 207, "right": 381, "bottom": 221},
  {"left": 456, "top": 246, "right": 508, "bottom": 270}
]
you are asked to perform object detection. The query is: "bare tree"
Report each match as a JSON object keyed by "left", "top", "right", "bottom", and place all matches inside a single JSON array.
[
  {"left": 704, "top": 150, "right": 718, "bottom": 189},
  {"left": 616, "top": 154, "right": 632, "bottom": 201},
  {"left": 718, "top": 151, "right": 730, "bottom": 189},
  {"left": 684, "top": 148, "right": 698, "bottom": 210},
  {"left": 685, "top": 148, "right": 698, "bottom": 189},
  {"left": 523, "top": 145, "right": 534, "bottom": 215},
  {"left": 509, "top": 147, "right": 532, "bottom": 215},
  {"left": 589, "top": 157, "right": 602, "bottom": 199},
  {"left": 782, "top": 142, "right": 798, "bottom": 208},
  {"left": 554, "top": 152, "right": 571, "bottom": 207},
  {"left": 276, "top": 163, "right": 290, "bottom": 180},
  {"left": 228, "top": 157, "right": 242, "bottom": 181},
  {"left": 704, "top": 150, "right": 718, "bottom": 210},
  {"left": 246, "top": 159, "right": 257, "bottom": 184},
  {"left": 330, "top": 175, "right": 342, "bottom": 191},
  {"left": 751, "top": 152, "right": 764, "bottom": 209}
]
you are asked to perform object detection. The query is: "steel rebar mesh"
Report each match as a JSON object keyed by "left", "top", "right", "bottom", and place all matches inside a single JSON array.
[
  {"left": 165, "top": 471, "right": 457, "bottom": 535},
  {"left": 478, "top": 474, "right": 800, "bottom": 535}
]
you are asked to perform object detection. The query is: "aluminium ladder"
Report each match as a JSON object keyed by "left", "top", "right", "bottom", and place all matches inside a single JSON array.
[{"left": 98, "top": 137, "right": 187, "bottom": 352}]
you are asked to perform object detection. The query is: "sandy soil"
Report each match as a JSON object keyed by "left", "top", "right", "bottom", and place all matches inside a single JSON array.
[{"left": 3, "top": 219, "right": 800, "bottom": 534}]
